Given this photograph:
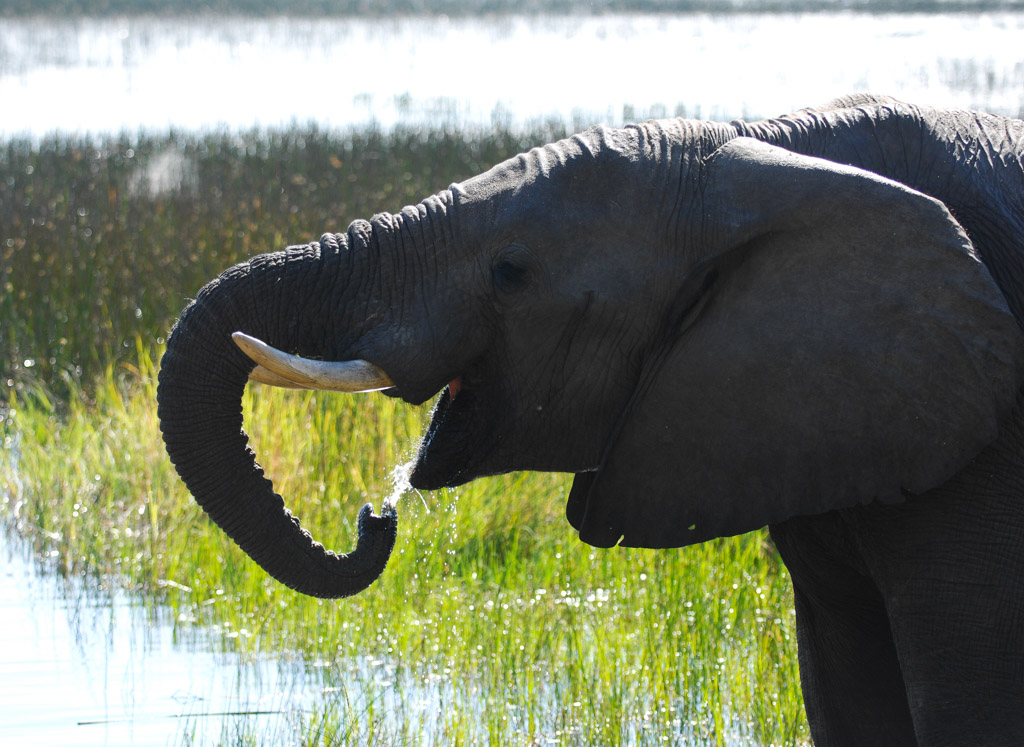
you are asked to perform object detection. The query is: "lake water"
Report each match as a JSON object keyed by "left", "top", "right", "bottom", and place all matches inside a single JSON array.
[
  {"left": 1, "top": 12, "right": 1023, "bottom": 139},
  {"left": 0, "top": 531, "right": 312, "bottom": 746},
  {"left": 0, "top": 524, "right": 440, "bottom": 745}
]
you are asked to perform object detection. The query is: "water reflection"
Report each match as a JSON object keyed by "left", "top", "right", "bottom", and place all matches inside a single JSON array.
[
  {"left": 0, "top": 532, "right": 308, "bottom": 746},
  {"left": 0, "top": 528, "right": 496, "bottom": 745},
  {"left": 1, "top": 12, "right": 1022, "bottom": 138}
]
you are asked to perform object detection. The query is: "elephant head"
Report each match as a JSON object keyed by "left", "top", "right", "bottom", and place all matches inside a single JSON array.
[{"left": 157, "top": 121, "right": 1024, "bottom": 598}]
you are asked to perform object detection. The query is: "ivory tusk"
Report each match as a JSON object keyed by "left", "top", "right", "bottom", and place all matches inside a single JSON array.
[
  {"left": 247, "top": 364, "right": 312, "bottom": 389},
  {"left": 232, "top": 332, "right": 394, "bottom": 393}
]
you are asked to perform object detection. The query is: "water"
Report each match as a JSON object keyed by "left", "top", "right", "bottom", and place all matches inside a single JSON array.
[
  {"left": 0, "top": 527, "right": 577, "bottom": 746},
  {"left": 1, "top": 12, "right": 1022, "bottom": 139},
  {"left": 0, "top": 531, "right": 316, "bottom": 746}
]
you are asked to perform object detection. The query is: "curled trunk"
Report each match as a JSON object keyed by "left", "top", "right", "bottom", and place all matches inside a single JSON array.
[{"left": 157, "top": 237, "right": 397, "bottom": 598}]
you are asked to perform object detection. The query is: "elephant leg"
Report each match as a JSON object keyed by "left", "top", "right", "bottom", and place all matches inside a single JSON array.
[
  {"left": 770, "top": 516, "right": 918, "bottom": 747},
  {"left": 847, "top": 442, "right": 1024, "bottom": 744}
]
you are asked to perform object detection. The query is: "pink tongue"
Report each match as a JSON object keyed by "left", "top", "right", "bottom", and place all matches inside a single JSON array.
[{"left": 448, "top": 377, "right": 463, "bottom": 399}]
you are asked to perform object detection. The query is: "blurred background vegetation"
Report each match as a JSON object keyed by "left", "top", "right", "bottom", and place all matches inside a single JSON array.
[{"left": 0, "top": 125, "right": 569, "bottom": 395}]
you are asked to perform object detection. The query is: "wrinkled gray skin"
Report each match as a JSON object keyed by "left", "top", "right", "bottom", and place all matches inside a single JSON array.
[{"left": 158, "top": 95, "right": 1024, "bottom": 744}]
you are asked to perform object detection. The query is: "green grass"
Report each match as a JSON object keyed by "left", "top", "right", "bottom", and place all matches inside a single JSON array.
[{"left": 0, "top": 346, "right": 806, "bottom": 745}]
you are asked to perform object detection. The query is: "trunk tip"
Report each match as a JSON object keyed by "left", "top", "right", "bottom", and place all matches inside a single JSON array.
[{"left": 358, "top": 501, "right": 398, "bottom": 535}]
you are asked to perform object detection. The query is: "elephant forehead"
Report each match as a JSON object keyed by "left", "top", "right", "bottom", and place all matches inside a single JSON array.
[
  {"left": 453, "top": 166, "right": 515, "bottom": 202},
  {"left": 454, "top": 128, "right": 621, "bottom": 203}
]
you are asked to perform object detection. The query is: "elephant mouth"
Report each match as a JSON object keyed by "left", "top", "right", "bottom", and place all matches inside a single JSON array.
[
  {"left": 231, "top": 332, "right": 500, "bottom": 492},
  {"left": 408, "top": 369, "right": 501, "bottom": 491}
]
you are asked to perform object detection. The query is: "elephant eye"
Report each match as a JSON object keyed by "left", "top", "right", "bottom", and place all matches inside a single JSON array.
[{"left": 493, "top": 255, "right": 530, "bottom": 295}]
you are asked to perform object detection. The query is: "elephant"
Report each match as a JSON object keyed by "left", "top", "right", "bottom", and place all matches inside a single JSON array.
[{"left": 157, "top": 95, "right": 1024, "bottom": 745}]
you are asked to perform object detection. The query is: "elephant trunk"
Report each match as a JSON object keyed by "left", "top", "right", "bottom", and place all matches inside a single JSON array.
[{"left": 157, "top": 230, "right": 397, "bottom": 598}]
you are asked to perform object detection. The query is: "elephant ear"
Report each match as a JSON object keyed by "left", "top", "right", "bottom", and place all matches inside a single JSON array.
[{"left": 568, "top": 137, "right": 1024, "bottom": 549}]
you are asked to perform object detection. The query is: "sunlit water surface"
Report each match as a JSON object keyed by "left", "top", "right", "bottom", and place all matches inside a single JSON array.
[
  {"left": 0, "top": 531, "right": 317, "bottom": 745},
  {"left": 1, "top": 12, "right": 1023, "bottom": 138}
]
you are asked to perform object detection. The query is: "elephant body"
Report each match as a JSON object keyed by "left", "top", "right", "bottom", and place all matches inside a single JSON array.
[
  {"left": 721, "top": 98, "right": 1024, "bottom": 744},
  {"left": 158, "top": 96, "right": 1024, "bottom": 744}
]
